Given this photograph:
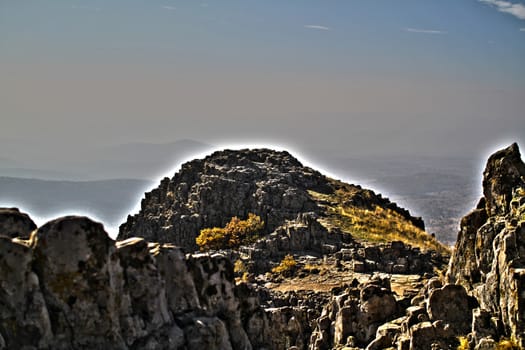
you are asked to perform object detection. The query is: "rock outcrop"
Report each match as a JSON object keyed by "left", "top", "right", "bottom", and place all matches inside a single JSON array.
[
  {"left": 309, "top": 277, "right": 400, "bottom": 349},
  {"left": 118, "top": 149, "right": 426, "bottom": 252},
  {"left": 0, "top": 208, "right": 445, "bottom": 350},
  {"left": 0, "top": 214, "right": 274, "bottom": 349},
  {"left": 446, "top": 142, "right": 525, "bottom": 348}
]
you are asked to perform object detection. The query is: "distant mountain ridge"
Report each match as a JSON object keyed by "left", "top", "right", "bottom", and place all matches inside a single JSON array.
[{"left": 0, "top": 177, "right": 153, "bottom": 232}]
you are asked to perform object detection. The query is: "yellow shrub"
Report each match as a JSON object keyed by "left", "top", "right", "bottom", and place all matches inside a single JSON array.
[
  {"left": 457, "top": 337, "right": 469, "bottom": 350},
  {"left": 234, "top": 259, "right": 247, "bottom": 274},
  {"left": 195, "top": 227, "right": 228, "bottom": 251},
  {"left": 196, "top": 213, "right": 264, "bottom": 251},
  {"left": 496, "top": 338, "right": 520, "bottom": 350},
  {"left": 225, "top": 213, "right": 264, "bottom": 247},
  {"left": 272, "top": 254, "right": 297, "bottom": 275}
]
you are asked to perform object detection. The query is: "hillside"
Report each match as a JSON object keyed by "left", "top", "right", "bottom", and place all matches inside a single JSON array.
[{"left": 118, "top": 148, "right": 446, "bottom": 254}]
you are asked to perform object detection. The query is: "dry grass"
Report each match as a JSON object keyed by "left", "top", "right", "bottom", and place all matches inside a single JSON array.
[
  {"left": 457, "top": 337, "right": 469, "bottom": 350},
  {"left": 309, "top": 187, "right": 449, "bottom": 254},
  {"left": 272, "top": 254, "right": 297, "bottom": 275},
  {"left": 496, "top": 338, "right": 521, "bottom": 350}
]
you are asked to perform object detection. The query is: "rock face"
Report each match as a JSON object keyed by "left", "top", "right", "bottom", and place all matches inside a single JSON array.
[
  {"left": 309, "top": 277, "right": 400, "bottom": 349},
  {"left": 0, "top": 215, "right": 276, "bottom": 350},
  {"left": 0, "top": 209, "right": 443, "bottom": 350},
  {"left": 118, "top": 149, "right": 424, "bottom": 252},
  {"left": 447, "top": 142, "right": 525, "bottom": 348}
]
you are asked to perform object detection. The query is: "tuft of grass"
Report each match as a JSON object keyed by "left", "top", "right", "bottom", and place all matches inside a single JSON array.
[
  {"left": 457, "top": 336, "right": 469, "bottom": 350},
  {"left": 496, "top": 338, "right": 520, "bottom": 350},
  {"left": 272, "top": 254, "right": 297, "bottom": 276},
  {"left": 308, "top": 187, "right": 450, "bottom": 254},
  {"left": 234, "top": 259, "right": 247, "bottom": 274}
]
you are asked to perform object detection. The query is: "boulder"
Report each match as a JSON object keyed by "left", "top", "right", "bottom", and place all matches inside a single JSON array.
[
  {"left": 0, "top": 207, "right": 37, "bottom": 239},
  {"left": 31, "top": 216, "right": 127, "bottom": 349},
  {"left": 427, "top": 284, "right": 473, "bottom": 334},
  {"left": 0, "top": 236, "right": 52, "bottom": 349}
]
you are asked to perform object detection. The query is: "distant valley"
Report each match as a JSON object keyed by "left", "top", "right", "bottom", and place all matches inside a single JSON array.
[{"left": 0, "top": 177, "right": 153, "bottom": 234}]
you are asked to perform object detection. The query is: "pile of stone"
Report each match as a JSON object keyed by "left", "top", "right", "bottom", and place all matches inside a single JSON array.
[{"left": 341, "top": 241, "right": 447, "bottom": 275}]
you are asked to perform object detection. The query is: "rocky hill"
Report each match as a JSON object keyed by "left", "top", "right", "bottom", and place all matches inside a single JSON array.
[
  {"left": 118, "top": 148, "right": 440, "bottom": 254},
  {"left": 1, "top": 145, "right": 523, "bottom": 349}
]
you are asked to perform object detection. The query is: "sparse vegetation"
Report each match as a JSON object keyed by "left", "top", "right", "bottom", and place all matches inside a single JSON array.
[
  {"left": 457, "top": 336, "right": 469, "bottom": 350},
  {"left": 456, "top": 337, "right": 521, "bottom": 350},
  {"left": 496, "top": 338, "right": 520, "bottom": 350},
  {"left": 234, "top": 259, "right": 247, "bottom": 274},
  {"left": 196, "top": 213, "right": 264, "bottom": 251},
  {"left": 308, "top": 186, "right": 450, "bottom": 254},
  {"left": 272, "top": 254, "right": 297, "bottom": 276}
]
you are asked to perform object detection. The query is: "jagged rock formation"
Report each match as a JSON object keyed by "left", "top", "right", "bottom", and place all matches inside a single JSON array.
[
  {"left": 308, "top": 143, "right": 525, "bottom": 350},
  {"left": 446, "top": 142, "right": 525, "bottom": 348},
  {"left": 309, "top": 277, "right": 400, "bottom": 349},
  {"left": 308, "top": 276, "right": 479, "bottom": 350},
  {"left": 237, "top": 213, "right": 445, "bottom": 275},
  {"left": 118, "top": 149, "right": 425, "bottom": 252},
  {"left": 0, "top": 214, "right": 276, "bottom": 349}
]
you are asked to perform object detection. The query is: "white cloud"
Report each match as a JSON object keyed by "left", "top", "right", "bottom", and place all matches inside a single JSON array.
[
  {"left": 404, "top": 27, "right": 447, "bottom": 34},
  {"left": 162, "top": 6, "right": 177, "bottom": 11},
  {"left": 304, "top": 25, "right": 331, "bottom": 31},
  {"left": 520, "top": 27, "right": 525, "bottom": 31},
  {"left": 479, "top": 0, "right": 525, "bottom": 20}
]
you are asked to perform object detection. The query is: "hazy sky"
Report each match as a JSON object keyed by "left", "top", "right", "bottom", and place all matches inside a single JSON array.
[{"left": 1, "top": 0, "right": 525, "bottom": 162}]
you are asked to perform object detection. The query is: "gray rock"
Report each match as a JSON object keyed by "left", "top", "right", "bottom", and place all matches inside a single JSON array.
[
  {"left": 427, "top": 284, "right": 473, "bottom": 334},
  {"left": 309, "top": 278, "right": 399, "bottom": 349},
  {"left": 31, "top": 216, "right": 127, "bottom": 350},
  {"left": 0, "top": 236, "right": 52, "bottom": 349},
  {"left": 0, "top": 207, "right": 37, "bottom": 239},
  {"left": 447, "top": 143, "right": 525, "bottom": 348}
]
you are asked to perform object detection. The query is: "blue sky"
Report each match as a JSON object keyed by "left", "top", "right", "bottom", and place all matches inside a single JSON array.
[{"left": 1, "top": 0, "right": 524, "bottom": 159}]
